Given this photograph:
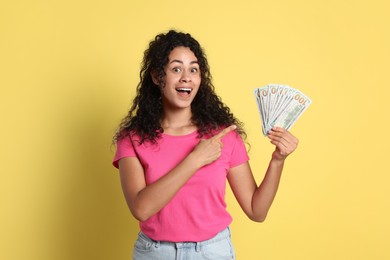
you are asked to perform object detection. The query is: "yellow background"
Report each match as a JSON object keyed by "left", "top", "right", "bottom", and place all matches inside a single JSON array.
[{"left": 1, "top": 0, "right": 389, "bottom": 259}]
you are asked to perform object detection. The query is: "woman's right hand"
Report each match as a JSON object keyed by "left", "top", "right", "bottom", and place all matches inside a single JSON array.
[{"left": 190, "top": 125, "right": 237, "bottom": 167}]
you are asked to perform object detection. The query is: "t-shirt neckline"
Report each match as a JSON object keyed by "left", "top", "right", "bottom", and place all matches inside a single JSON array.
[{"left": 161, "top": 130, "right": 198, "bottom": 138}]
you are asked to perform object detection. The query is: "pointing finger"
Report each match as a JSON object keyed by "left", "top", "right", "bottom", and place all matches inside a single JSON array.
[{"left": 212, "top": 125, "right": 237, "bottom": 141}]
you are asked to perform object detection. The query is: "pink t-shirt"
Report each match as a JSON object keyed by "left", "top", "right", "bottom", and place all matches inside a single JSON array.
[{"left": 113, "top": 130, "right": 249, "bottom": 242}]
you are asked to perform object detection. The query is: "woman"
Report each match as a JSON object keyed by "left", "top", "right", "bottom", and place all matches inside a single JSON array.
[{"left": 113, "top": 30, "right": 298, "bottom": 260}]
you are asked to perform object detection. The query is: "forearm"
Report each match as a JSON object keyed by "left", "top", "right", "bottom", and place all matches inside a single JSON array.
[
  {"left": 251, "top": 158, "right": 285, "bottom": 222},
  {"left": 229, "top": 128, "right": 297, "bottom": 222},
  {"left": 131, "top": 152, "right": 201, "bottom": 221}
]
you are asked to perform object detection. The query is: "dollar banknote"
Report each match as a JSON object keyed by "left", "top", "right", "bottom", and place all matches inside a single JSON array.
[{"left": 254, "top": 84, "right": 312, "bottom": 135}]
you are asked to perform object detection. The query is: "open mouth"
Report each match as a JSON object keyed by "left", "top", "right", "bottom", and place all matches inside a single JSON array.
[{"left": 176, "top": 88, "right": 192, "bottom": 95}]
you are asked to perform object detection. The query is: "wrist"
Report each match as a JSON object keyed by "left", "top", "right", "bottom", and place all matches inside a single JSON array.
[
  {"left": 270, "top": 154, "right": 286, "bottom": 166},
  {"left": 187, "top": 151, "right": 204, "bottom": 169},
  {"left": 273, "top": 148, "right": 290, "bottom": 160}
]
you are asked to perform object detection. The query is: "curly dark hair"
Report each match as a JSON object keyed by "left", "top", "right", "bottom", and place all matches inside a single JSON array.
[{"left": 114, "top": 30, "right": 246, "bottom": 143}]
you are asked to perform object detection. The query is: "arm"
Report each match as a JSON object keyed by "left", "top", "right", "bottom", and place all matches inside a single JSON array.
[
  {"left": 119, "top": 153, "right": 201, "bottom": 222},
  {"left": 119, "top": 125, "right": 237, "bottom": 222},
  {"left": 227, "top": 127, "right": 298, "bottom": 222}
]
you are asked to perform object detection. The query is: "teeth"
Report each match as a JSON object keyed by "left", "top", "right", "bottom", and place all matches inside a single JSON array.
[{"left": 176, "top": 88, "right": 192, "bottom": 93}]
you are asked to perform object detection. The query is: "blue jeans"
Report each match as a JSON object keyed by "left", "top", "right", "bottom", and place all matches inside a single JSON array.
[{"left": 132, "top": 227, "right": 236, "bottom": 260}]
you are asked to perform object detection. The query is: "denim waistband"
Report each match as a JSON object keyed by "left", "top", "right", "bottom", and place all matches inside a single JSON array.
[{"left": 137, "top": 227, "right": 231, "bottom": 250}]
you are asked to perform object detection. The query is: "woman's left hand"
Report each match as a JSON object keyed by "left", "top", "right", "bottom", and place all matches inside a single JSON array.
[{"left": 267, "top": 127, "right": 299, "bottom": 161}]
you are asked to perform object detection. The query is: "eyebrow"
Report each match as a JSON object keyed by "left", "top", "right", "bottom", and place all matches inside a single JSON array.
[{"left": 169, "top": 59, "right": 199, "bottom": 65}]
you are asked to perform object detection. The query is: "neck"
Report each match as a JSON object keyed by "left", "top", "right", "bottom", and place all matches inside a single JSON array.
[
  {"left": 161, "top": 108, "right": 196, "bottom": 135},
  {"left": 161, "top": 108, "right": 192, "bottom": 127}
]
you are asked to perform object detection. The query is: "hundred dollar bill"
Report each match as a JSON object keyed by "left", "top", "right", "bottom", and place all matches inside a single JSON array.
[
  {"left": 272, "top": 90, "right": 312, "bottom": 130},
  {"left": 254, "top": 87, "right": 268, "bottom": 135},
  {"left": 254, "top": 84, "right": 312, "bottom": 135}
]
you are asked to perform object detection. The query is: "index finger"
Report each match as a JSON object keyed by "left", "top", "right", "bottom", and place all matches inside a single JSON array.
[{"left": 211, "top": 125, "right": 237, "bottom": 140}]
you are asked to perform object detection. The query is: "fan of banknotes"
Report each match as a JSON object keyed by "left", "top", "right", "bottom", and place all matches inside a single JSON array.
[{"left": 254, "top": 84, "right": 312, "bottom": 136}]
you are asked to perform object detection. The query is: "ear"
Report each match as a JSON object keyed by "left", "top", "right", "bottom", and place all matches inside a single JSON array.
[{"left": 150, "top": 71, "right": 160, "bottom": 86}]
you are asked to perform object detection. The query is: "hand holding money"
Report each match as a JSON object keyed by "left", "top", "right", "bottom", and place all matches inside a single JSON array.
[
  {"left": 254, "top": 84, "right": 312, "bottom": 136},
  {"left": 267, "top": 127, "right": 299, "bottom": 160}
]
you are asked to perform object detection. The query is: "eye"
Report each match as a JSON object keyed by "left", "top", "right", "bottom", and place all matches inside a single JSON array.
[
  {"left": 172, "top": 67, "right": 181, "bottom": 73},
  {"left": 190, "top": 67, "right": 199, "bottom": 73}
]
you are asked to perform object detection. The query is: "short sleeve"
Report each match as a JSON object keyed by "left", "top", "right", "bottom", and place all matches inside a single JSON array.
[
  {"left": 112, "top": 136, "right": 137, "bottom": 168},
  {"left": 229, "top": 132, "right": 250, "bottom": 168}
]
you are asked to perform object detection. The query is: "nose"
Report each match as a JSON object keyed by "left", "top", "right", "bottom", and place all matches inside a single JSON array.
[{"left": 180, "top": 70, "right": 191, "bottom": 83}]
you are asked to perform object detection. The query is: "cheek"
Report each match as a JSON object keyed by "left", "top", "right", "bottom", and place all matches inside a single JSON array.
[
  {"left": 193, "top": 84, "right": 201, "bottom": 96},
  {"left": 194, "top": 75, "right": 201, "bottom": 86}
]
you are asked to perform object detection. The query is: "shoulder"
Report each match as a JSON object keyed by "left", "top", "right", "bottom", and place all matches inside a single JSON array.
[{"left": 222, "top": 129, "right": 244, "bottom": 143}]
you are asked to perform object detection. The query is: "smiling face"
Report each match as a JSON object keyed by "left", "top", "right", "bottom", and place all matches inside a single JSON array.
[{"left": 154, "top": 46, "right": 201, "bottom": 111}]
